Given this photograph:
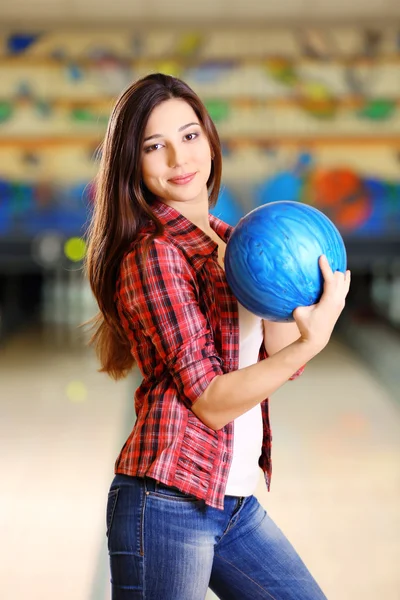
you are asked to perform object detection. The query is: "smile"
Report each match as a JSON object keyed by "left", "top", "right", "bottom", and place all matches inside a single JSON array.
[{"left": 168, "top": 173, "right": 196, "bottom": 185}]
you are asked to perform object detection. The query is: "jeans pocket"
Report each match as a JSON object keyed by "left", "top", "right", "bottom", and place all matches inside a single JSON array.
[
  {"left": 150, "top": 481, "right": 199, "bottom": 503},
  {"left": 106, "top": 488, "right": 120, "bottom": 537}
]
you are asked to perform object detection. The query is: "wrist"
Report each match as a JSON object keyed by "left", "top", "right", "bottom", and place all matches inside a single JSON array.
[{"left": 294, "top": 337, "right": 325, "bottom": 360}]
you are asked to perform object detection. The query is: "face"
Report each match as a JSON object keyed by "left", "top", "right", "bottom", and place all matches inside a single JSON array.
[{"left": 141, "top": 98, "right": 212, "bottom": 208}]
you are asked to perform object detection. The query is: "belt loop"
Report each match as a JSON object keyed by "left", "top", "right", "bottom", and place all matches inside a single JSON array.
[{"left": 143, "top": 476, "right": 157, "bottom": 493}]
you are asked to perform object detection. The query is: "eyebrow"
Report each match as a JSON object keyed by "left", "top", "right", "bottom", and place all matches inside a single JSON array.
[{"left": 143, "top": 122, "right": 200, "bottom": 143}]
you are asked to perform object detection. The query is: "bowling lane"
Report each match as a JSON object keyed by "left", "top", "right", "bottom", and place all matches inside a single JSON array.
[
  {"left": 255, "top": 337, "right": 400, "bottom": 600},
  {"left": 0, "top": 328, "right": 132, "bottom": 600},
  {"left": 1, "top": 330, "right": 399, "bottom": 600}
]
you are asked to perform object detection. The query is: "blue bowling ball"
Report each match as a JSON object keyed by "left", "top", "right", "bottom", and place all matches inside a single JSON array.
[{"left": 225, "top": 201, "right": 347, "bottom": 322}]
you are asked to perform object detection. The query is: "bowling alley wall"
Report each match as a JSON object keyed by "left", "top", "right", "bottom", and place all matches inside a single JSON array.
[{"left": 1, "top": 25, "right": 400, "bottom": 335}]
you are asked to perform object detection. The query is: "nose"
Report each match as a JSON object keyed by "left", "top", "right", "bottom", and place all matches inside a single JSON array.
[{"left": 167, "top": 144, "right": 185, "bottom": 169}]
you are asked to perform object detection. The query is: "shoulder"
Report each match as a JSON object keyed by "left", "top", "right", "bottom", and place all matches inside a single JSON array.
[
  {"left": 117, "top": 234, "right": 198, "bottom": 310},
  {"left": 120, "top": 234, "right": 191, "bottom": 279}
]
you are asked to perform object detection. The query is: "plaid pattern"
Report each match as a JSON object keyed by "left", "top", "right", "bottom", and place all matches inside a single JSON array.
[{"left": 114, "top": 200, "right": 275, "bottom": 509}]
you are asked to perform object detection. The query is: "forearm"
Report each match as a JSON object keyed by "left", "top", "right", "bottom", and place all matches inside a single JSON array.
[
  {"left": 192, "top": 338, "right": 318, "bottom": 431},
  {"left": 192, "top": 256, "right": 351, "bottom": 432}
]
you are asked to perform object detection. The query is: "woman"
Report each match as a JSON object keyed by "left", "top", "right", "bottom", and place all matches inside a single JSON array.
[{"left": 86, "top": 73, "right": 350, "bottom": 600}]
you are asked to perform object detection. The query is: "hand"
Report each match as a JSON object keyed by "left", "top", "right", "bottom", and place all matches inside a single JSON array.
[{"left": 293, "top": 255, "right": 351, "bottom": 353}]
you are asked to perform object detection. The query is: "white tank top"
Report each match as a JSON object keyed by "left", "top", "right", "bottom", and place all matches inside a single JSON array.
[
  {"left": 213, "top": 231, "right": 264, "bottom": 497},
  {"left": 224, "top": 301, "right": 264, "bottom": 497}
]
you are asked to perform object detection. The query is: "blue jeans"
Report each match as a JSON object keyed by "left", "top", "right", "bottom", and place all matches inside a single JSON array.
[{"left": 106, "top": 474, "right": 327, "bottom": 600}]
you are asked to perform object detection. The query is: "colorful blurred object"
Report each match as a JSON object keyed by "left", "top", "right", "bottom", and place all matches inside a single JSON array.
[
  {"left": 0, "top": 179, "right": 90, "bottom": 238},
  {"left": 360, "top": 178, "right": 400, "bottom": 234},
  {"left": 154, "top": 61, "right": 181, "bottom": 78},
  {"left": 254, "top": 154, "right": 400, "bottom": 237},
  {"left": 65, "top": 380, "right": 88, "bottom": 403},
  {"left": 70, "top": 107, "right": 108, "bottom": 124},
  {"left": 176, "top": 33, "right": 204, "bottom": 56},
  {"left": 309, "top": 168, "right": 371, "bottom": 230},
  {"left": 66, "top": 63, "right": 84, "bottom": 82},
  {"left": 256, "top": 172, "right": 302, "bottom": 205},
  {"left": 255, "top": 153, "right": 312, "bottom": 206},
  {"left": 0, "top": 156, "right": 399, "bottom": 247},
  {"left": 186, "top": 61, "right": 236, "bottom": 83},
  {"left": 204, "top": 99, "right": 230, "bottom": 122},
  {"left": 0, "top": 179, "right": 12, "bottom": 234},
  {"left": 7, "top": 33, "right": 40, "bottom": 54},
  {"left": 210, "top": 186, "right": 244, "bottom": 226},
  {"left": 358, "top": 99, "right": 397, "bottom": 120},
  {"left": 0, "top": 101, "right": 14, "bottom": 123},
  {"left": 297, "top": 81, "right": 338, "bottom": 119},
  {"left": 265, "top": 58, "right": 297, "bottom": 86},
  {"left": 64, "top": 237, "right": 87, "bottom": 262},
  {"left": 300, "top": 96, "right": 338, "bottom": 119}
]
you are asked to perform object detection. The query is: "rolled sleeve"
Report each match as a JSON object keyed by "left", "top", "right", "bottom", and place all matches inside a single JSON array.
[
  {"left": 289, "top": 365, "right": 305, "bottom": 380},
  {"left": 118, "top": 239, "right": 223, "bottom": 406}
]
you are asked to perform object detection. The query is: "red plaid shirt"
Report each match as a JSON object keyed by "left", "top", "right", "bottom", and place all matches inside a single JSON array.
[{"left": 115, "top": 200, "right": 280, "bottom": 509}]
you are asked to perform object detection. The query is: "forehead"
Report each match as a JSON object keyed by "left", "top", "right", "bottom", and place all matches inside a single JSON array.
[{"left": 144, "top": 98, "right": 198, "bottom": 133}]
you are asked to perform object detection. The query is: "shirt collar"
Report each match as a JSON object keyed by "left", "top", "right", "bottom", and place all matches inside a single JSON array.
[{"left": 148, "top": 199, "right": 234, "bottom": 265}]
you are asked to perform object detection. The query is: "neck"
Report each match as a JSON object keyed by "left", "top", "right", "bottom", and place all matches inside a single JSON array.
[{"left": 161, "top": 196, "right": 212, "bottom": 234}]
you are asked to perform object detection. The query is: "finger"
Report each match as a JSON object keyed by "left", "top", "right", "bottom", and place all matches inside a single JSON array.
[
  {"left": 332, "top": 267, "right": 349, "bottom": 283},
  {"left": 331, "top": 269, "right": 350, "bottom": 299},
  {"left": 319, "top": 255, "right": 334, "bottom": 282},
  {"left": 344, "top": 270, "right": 351, "bottom": 295}
]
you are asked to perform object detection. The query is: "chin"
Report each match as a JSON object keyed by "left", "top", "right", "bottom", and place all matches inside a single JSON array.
[
  {"left": 170, "top": 186, "right": 207, "bottom": 204},
  {"left": 178, "top": 193, "right": 207, "bottom": 205}
]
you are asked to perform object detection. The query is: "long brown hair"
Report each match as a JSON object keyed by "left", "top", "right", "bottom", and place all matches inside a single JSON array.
[{"left": 85, "top": 73, "right": 222, "bottom": 379}]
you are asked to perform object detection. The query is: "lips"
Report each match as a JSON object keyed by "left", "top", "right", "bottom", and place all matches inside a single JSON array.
[{"left": 168, "top": 172, "right": 196, "bottom": 185}]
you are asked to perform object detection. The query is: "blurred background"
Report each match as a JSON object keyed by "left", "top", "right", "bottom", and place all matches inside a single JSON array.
[{"left": 1, "top": 2, "right": 400, "bottom": 600}]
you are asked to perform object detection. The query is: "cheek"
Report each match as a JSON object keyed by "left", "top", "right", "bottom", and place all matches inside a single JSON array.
[
  {"left": 141, "top": 157, "right": 164, "bottom": 185},
  {"left": 193, "top": 143, "right": 212, "bottom": 167},
  {"left": 141, "top": 170, "right": 160, "bottom": 197}
]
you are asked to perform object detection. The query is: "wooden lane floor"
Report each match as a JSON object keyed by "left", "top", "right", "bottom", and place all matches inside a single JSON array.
[
  {"left": 0, "top": 328, "right": 131, "bottom": 600},
  {"left": 1, "top": 330, "right": 399, "bottom": 600}
]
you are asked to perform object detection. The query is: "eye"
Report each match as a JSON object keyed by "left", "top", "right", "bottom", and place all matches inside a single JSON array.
[
  {"left": 184, "top": 132, "right": 199, "bottom": 142},
  {"left": 144, "top": 143, "right": 163, "bottom": 153}
]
